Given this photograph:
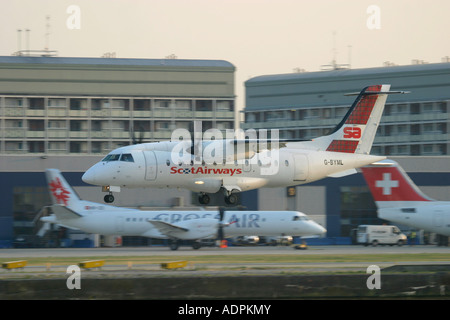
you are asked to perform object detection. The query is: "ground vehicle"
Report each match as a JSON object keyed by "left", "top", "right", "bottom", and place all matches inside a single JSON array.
[{"left": 357, "top": 225, "right": 407, "bottom": 246}]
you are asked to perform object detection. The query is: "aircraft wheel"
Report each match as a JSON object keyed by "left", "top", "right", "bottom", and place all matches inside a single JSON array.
[
  {"left": 225, "top": 194, "right": 238, "bottom": 205},
  {"left": 169, "top": 241, "right": 179, "bottom": 251},
  {"left": 192, "top": 241, "right": 202, "bottom": 250},
  {"left": 104, "top": 194, "right": 115, "bottom": 203},
  {"left": 199, "top": 194, "right": 210, "bottom": 205}
]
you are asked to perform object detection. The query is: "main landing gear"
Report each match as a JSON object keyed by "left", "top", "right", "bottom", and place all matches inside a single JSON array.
[
  {"left": 169, "top": 240, "right": 202, "bottom": 250},
  {"left": 198, "top": 188, "right": 239, "bottom": 205}
]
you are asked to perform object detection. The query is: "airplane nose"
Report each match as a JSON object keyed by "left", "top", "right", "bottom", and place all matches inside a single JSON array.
[
  {"left": 82, "top": 167, "right": 96, "bottom": 185},
  {"left": 311, "top": 223, "right": 327, "bottom": 236}
]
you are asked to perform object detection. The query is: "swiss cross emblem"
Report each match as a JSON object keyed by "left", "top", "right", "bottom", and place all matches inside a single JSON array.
[
  {"left": 375, "top": 173, "right": 399, "bottom": 195},
  {"left": 49, "top": 177, "right": 70, "bottom": 206}
]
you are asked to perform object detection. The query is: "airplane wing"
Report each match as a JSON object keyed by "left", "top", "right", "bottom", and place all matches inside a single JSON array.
[{"left": 147, "top": 220, "right": 189, "bottom": 236}]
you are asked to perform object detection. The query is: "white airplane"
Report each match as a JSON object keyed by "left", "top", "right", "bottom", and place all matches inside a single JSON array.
[
  {"left": 82, "top": 84, "right": 405, "bottom": 204},
  {"left": 360, "top": 159, "right": 450, "bottom": 243},
  {"left": 41, "top": 169, "right": 326, "bottom": 250}
]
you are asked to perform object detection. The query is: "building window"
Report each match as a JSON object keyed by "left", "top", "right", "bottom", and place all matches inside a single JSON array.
[
  {"left": 28, "top": 120, "right": 45, "bottom": 131},
  {"left": 196, "top": 100, "right": 212, "bottom": 111},
  {"left": 28, "top": 98, "right": 44, "bottom": 110}
]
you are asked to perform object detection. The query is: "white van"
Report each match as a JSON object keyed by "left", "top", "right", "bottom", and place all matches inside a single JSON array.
[{"left": 357, "top": 225, "right": 407, "bottom": 246}]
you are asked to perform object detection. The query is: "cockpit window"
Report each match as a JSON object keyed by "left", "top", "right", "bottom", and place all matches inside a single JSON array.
[
  {"left": 120, "top": 153, "right": 134, "bottom": 162},
  {"left": 102, "top": 154, "right": 120, "bottom": 162},
  {"left": 293, "top": 215, "right": 310, "bottom": 221}
]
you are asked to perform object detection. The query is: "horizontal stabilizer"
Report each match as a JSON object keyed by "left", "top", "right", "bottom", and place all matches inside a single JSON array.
[
  {"left": 327, "top": 168, "right": 357, "bottom": 178},
  {"left": 344, "top": 90, "right": 410, "bottom": 96},
  {"left": 51, "top": 204, "right": 83, "bottom": 220}
]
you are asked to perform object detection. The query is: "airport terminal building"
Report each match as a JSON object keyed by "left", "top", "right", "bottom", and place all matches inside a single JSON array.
[{"left": 0, "top": 56, "right": 449, "bottom": 247}]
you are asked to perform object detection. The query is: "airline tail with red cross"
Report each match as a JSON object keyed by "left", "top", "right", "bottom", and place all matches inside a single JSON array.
[
  {"left": 361, "top": 160, "right": 434, "bottom": 208},
  {"left": 306, "top": 84, "right": 408, "bottom": 155}
]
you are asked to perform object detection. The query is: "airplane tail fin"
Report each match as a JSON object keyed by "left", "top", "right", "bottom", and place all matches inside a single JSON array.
[
  {"left": 311, "top": 85, "right": 406, "bottom": 154},
  {"left": 45, "top": 169, "right": 82, "bottom": 210},
  {"left": 361, "top": 160, "right": 433, "bottom": 208}
]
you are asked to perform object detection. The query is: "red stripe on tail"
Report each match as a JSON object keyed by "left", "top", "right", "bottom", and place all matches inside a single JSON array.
[
  {"left": 345, "top": 85, "right": 382, "bottom": 125},
  {"left": 326, "top": 140, "right": 359, "bottom": 153}
]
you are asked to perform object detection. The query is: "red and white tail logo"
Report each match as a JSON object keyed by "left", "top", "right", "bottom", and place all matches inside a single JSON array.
[
  {"left": 49, "top": 177, "right": 71, "bottom": 206},
  {"left": 325, "top": 84, "right": 389, "bottom": 154},
  {"left": 361, "top": 161, "right": 432, "bottom": 202},
  {"left": 45, "top": 168, "right": 81, "bottom": 209}
]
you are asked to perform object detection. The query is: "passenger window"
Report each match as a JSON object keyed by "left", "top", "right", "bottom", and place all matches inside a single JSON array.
[
  {"left": 102, "top": 154, "right": 120, "bottom": 162},
  {"left": 120, "top": 153, "right": 134, "bottom": 162}
]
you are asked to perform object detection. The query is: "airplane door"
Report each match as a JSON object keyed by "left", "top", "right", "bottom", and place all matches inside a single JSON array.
[
  {"left": 293, "top": 154, "right": 308, "bottom": 181},
  {"left": 143, "top": 151, "right": 157, "bottom": 180},
  {"left": 434, "top": 210, "right": 444, "bottom": 228}
]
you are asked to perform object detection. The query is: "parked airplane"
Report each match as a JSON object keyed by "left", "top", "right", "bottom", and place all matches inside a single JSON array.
[
  {"left": 361, "top": 160, "right": 450, "bottom": 244},
  {"left": 41, "top": 169, "right": 326, "bottom": 250},
  {"left": 82, "top": 84, "right": 404, "bottom": 204}
]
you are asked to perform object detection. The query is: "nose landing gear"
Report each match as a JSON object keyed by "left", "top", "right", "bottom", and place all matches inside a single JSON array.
[
  {"left": 104, "top": 193, "right": 115, "bottom": 203},
  {"left": 102, "top": 186, "right": 120, "bottom": 203}
]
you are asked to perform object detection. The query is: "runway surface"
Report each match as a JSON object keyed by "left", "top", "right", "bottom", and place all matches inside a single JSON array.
[
  {"left": 1, "top": 245, "right": 449, "bottom": 278},
  {"left": 1, "top": 244, "right": 449, "bottom": 258}
]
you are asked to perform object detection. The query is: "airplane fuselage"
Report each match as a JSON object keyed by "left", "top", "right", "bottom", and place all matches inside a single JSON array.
[
  {"left": 44, "top": 207, "right": 326, "bottom": 240},
  {"left": 379, "top": 202, "right": 450, "bottom": 237},
  {"left": 84, "top": 143, "right": 385, "bottom": 193}
]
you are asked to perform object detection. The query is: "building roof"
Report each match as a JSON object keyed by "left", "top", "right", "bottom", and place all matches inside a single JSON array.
[
  {"left": 246, "top": 63, "right": 450, "bottom": 84},
  {"left": 0, "top": 56, "right": 235, "bottom": 69},
  {"left": 0, "top": 56, "right": 235, "bottom": 97},
  {"left": 245, "top": 63, "right": 450, "bottom": 110}
]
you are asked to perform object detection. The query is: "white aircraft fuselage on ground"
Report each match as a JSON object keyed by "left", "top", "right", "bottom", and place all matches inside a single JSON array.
[
  {"left": 82, "top": 84, "right": 406, "bottom": 204},
  {"left": 361, "top": 160, "right": 450, "bottom": 239},
  {"left": 42, "top": 169, "right": 326, "bottom": 249}
]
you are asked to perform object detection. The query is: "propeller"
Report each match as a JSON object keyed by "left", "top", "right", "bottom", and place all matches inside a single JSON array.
[
  {"left": 216, "top": 207, "right": 239, "bottom": 246},
  {"left": 130, "top": 125, "right": 145, "bottom": 145},
  {"left": 217, "top": 207, "right": 226, "bottom": 242},
  {"left": 188, "top": 121, "right": 203, "bottom": 162}
]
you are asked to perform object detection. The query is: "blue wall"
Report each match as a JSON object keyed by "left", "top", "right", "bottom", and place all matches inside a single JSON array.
[{"left": 0, "top": 171, "right": 449, "bottom": 245}]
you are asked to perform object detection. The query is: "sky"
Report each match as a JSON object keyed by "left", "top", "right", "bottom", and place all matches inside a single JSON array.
[{"left": 1, "top": 0, "right": 450, "bottom": 110}]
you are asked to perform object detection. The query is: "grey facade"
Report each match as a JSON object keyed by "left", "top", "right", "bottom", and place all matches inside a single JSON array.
[{"left": 0, "top": 56, "right": 236, "bottom": 154}]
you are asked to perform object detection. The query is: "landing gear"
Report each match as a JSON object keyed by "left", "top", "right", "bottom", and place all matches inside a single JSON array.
[
  {"left": 197, "top": 189, "right": 239, "bottom": 206},
  {"left": 192, "top": 241, "right": 202, "bottom": 250},
  {"left": 104, "top": 193, "right": 115, "bottom": 203},
  {"left": 169, "top": 240, "right": 179, "bottom": 251},
  {"left": 102, "top": 186, "right": 120, "bottom": 203},
  {"left": 224, "top": 188, "right": 239, "bottom": 205},
  {"left": 225, "top": 193, "right": 238, "bottom": 205},
  {"left": 198, "top": 193, "right": 210, "bottom": 205}
]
